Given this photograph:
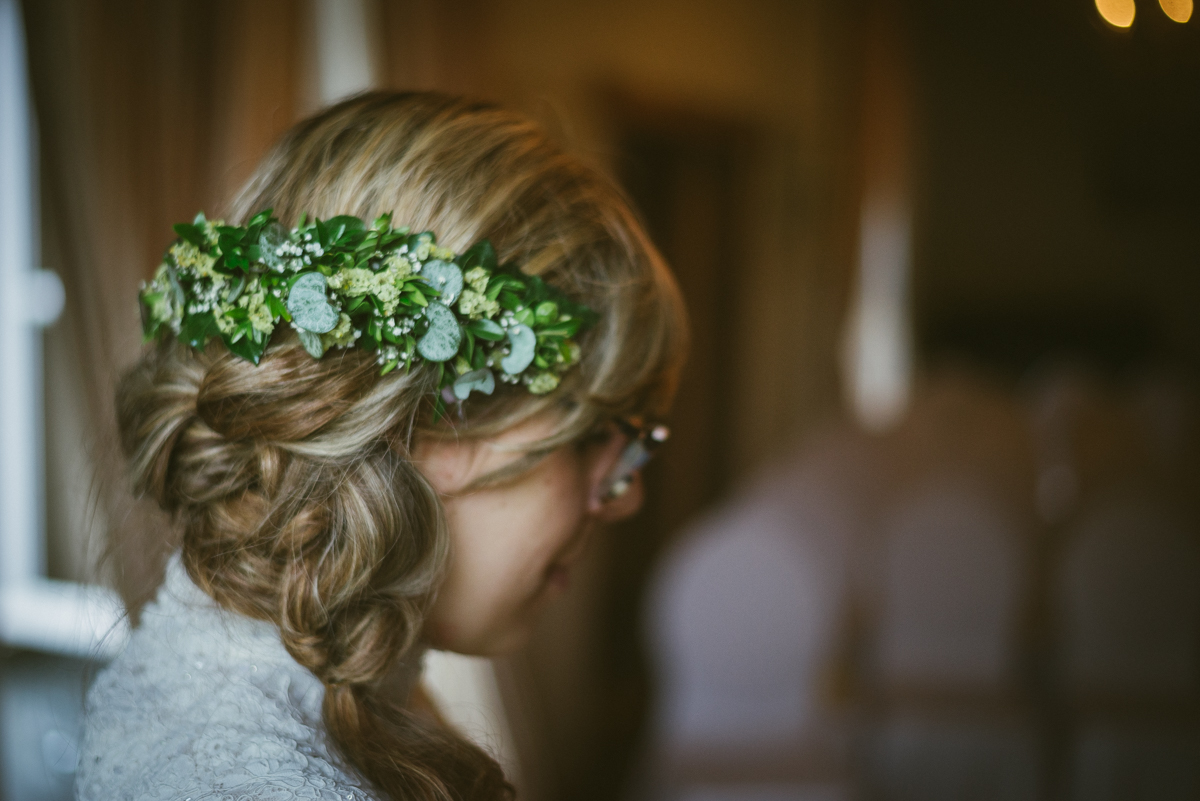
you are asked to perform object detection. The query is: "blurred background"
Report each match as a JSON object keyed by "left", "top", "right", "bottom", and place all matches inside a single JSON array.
[{"left": 0, "top": 0, "right": 1198, "bottom": 799}]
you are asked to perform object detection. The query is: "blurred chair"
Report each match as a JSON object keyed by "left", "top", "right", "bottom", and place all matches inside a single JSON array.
[
  {"left": 871, "top": 479, "right": 1025, "bottom": 688},
  {"left": 1058, "top": 493, "right": 1200, "bottom": 801},
  {"left": 642, "top": 429, "right": 878, "bottom": 801},
  {"left": 859, "top": 478, "right": 1038, "bottom": 801}
]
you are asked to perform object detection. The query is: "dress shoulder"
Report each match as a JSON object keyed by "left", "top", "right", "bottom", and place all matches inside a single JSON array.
[{"left": 76, "top": 557, "right": 376, "bottom": 801}]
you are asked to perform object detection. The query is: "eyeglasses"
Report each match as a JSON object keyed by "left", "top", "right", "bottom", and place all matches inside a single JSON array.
[{"left": 601, "top": 417, "right": 670, "bottom": 500}]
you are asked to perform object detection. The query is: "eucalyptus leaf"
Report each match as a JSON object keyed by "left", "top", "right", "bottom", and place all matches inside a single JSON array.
[
  {"left": 165, "top": 264, "right": 186, "bottom": 308},
  {"left": 422, "top": 260, "right": 463, "bottom": 304},
  {"left": 453, "top": 368, "right": 495, "bottom": 400},
  {"left": 257, "top": 222, "right": 290, "bottom": 268},
  {"left": 416, "top": 301, "right": 462, "bottom": 362},
  {"left": 501, "top": 324, "right": 536, "bottom": 374},
  {"left": 296, "top": 328, "right": 325, "bottom": 359},
  {"left": 286, "top": 272, "right": 339, "bottom": 333},
  {"left": 154, "top": 209, "right": 596, "bottom": 397}
]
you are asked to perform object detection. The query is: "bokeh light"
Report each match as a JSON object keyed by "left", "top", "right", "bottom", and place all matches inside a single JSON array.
[
  {"left": 1096, "top": 0, "right": 1137, "bottom": 27},
  {"left": 1160, "top": 0, "right": 1194, "bottom": 22}
]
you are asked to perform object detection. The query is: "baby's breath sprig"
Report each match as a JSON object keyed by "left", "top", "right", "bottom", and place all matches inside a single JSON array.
[{"left": 140, "top": 209, "right": 596, "bottom": 407}]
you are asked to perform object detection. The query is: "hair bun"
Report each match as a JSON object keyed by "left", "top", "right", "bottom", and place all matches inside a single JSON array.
[{"left": 196, "top": 342, "right": 375, "bottom": 443}]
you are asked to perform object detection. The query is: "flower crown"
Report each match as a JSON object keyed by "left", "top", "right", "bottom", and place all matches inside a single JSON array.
[{"left": 140, "top": 209, "right": 597, "bottom": 406}]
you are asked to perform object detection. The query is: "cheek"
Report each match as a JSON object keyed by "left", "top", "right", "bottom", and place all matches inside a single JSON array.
[{"left": 426, "top": 451, "right": 589, "bottom": 655}]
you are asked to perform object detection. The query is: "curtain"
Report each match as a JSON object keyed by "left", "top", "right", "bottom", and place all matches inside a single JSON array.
[{"left": 22, "top": 0, "right": 302, "bottom": 603}]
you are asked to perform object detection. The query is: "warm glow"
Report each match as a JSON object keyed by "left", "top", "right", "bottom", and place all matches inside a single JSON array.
[
  {"left": 1160, "top": 0, "right": 1194, "bottom": 22},
  {"left": 1096, "top": 0, "right": 1137, "bottom": 27}
]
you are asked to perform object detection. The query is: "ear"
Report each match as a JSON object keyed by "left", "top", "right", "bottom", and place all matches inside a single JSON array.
[
  {"left": 593, "top": 470, "right": 644, "bottom": 521},
  {"left": 585, "top": 430, "right": 646, "bottom": 520}
]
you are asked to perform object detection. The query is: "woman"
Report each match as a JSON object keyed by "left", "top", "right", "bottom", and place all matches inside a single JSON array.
[{"left": 78, "top": 92, "right": 686, "bottom": 800}]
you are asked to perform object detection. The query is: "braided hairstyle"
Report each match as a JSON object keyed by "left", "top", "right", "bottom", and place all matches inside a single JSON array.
[{"left": 115, "top": 92, "right": 687, "bottom": 800}]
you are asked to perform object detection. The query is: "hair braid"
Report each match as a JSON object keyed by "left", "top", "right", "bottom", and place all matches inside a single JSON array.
[{"left": 119, "top": 338, "right": 513, "bottom": 799}]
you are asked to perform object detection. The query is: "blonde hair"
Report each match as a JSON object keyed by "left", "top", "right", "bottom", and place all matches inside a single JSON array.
[{"left": 115, "top": 92, "right": 686, "bottom": 800}]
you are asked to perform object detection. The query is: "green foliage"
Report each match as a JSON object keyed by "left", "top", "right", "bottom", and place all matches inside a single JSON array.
[{"left": 138, "top": 209, "right": 596, "bottom": 401}]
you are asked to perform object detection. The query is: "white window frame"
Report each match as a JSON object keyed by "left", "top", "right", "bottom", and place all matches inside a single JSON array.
[{"left": 0, "top": 0, "right": 127, "bottom": 660}]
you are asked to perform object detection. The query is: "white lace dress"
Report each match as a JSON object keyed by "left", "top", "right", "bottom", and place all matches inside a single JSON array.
[{"left": 77, "top": 556, "right": 376, "bottom": 801}]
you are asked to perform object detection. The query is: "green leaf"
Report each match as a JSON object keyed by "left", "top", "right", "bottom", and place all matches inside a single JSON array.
[
  {"left": 265, "top": 293, "right": 288, "bottom": 320},
  {"left": 223, "top": 251, "right": 249, "bottom": 272},
  {"left": 248, "top": 208, "right": 273, "bottom": 228},
  {"left": 467, "top": 318, "right": 505, "bottom": 340},
  {"left": 484, "top": 275, "right": 512, "bottom": 301},
  {"left": 179, "top": 312, "right": 219, "bottom": 349},
  {"left": 326, "top": 215, "right": 364, "bottom": 245},
  {"left": 462, "top": 330, "right": 475, "bottom": 363},
  {"left": 515, "top": 307, "right": 535, "bottom": 327},
  {"left": 499, "top": 290, "right": 522, "bottom": 311},
  {"left": 217, "top": 228, "right": 241, "bottom": 246},
  {"left": 225, "top": 329, "right": 268, "bottom": 364},
  {"left": 173, "top": 223, "right": 206, "bottom": 248},
  {"left": 536, "top": 319, "right": 581, "bottom": 337},
  {"left": 226, "top": 274, "right": 247, "bottom": 304},
  {"left": 139, "top": 292, "right": 162, "bottom": 339},
  {"left": 535, "top": 301, "right": 559, "bottom": 324},
  {"left": 457, "top": 239, "right": 498, "bottom": 272}
]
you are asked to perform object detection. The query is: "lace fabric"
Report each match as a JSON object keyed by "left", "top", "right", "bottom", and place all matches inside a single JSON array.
[{"left": 77, "top": 555, "right": 377, "bottom": 801}]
